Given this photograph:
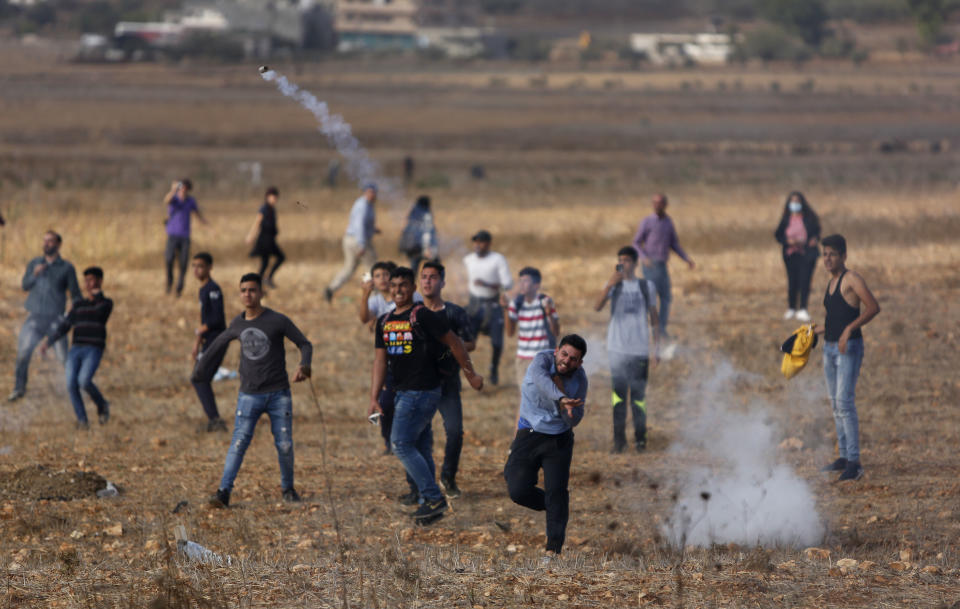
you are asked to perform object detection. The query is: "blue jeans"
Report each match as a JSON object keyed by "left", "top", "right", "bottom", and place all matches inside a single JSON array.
[
  {"left": 219, "top": 390, "right": 294, "bottom": 493},
  {"left": 642, "top": 261, "right": 671, "bottom": 337},
  {"left": 65, "top": 345, "right": 108, "bottom": 424},
  {"left": 391, "top": 388, "right": 443, "bottom": 503},
  {"left": 823, "top": 338, "right": 864, "bottom": 463},
  {"left": 14, "top": 313, "right": 68, "bottom": 393}
]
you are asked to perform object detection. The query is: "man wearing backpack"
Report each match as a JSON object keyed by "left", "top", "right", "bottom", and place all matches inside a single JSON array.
[
  {"left": 594, "top": 246, "right": 660, "bottom": 453},
  {"left": 369, "top": 267, "right": 483, "bottom": 524},
  {"left": 506, "top": 267, "right": 559, "bottom": 390}
]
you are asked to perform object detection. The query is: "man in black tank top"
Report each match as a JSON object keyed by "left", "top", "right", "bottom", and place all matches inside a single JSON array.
[{"left": 816, "top": 235, "right": 880, "bottom": 482}]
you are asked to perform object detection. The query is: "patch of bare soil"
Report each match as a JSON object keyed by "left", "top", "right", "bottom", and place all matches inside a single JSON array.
[{"left": 0, "top": 465, "right": 106, "bottom": 501}]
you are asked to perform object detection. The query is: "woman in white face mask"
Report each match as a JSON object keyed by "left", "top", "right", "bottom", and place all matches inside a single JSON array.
[{"left": 774, "top": 191, "right": 821, "bottom": 322}]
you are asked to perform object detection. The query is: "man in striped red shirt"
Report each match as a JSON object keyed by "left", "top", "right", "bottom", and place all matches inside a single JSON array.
[{"left": 506, "top": 267, "right": 560, "bottom": 389}]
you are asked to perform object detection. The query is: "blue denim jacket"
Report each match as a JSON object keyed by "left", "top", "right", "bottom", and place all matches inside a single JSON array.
[{"left": 518, "top": 350, "right": 587, "bottom": 434}]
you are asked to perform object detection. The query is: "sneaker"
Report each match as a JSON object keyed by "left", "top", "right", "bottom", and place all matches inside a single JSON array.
[
  {"left": 7, "top": 390, "right": 24, "bottom": 403},
  {"left": 323, "top": 287, "right": 333, "bottom": 303},
  {"left": 820, "top": 458, "right": 847, "bottom": 472},
  {"left": 75, "top": 420, "right": 90, "bottom": 431},
  {"left": 540, "top": 551, "right": 558, "bottom": 567},
  {"left": 488, "top": 367, "right": 499, "bottom": 386},
  {"left": 636, "top": 438, "right": 647, "bottom": 453},
  {"left": 209, "top": 489, "right": 230, "bottom": 508},
  {"left": 413, "top": 498, "right": 448, "bottom": 520},
  {"left": 207, "top": 418, "right": 228, "bottom": 432},
  {"left": 415, "top": 512, "right": 444, "bottom": 527},
  {"left": 838, "top": 461, "right": 863, "bottom": 482},
  {"left": 282, "top": 487, "right": 302, "bottom": 503},
  {"left": 98, "top": 403, "right": 110, "bottom": 425},
  {"left": 398, "top": 490, "right": 420, "bottom": 506},
  {"left": 783, "top": 309, "right": 796, "bottom": 320},
  {"left": 440, "top": 476, "right": 462, "bottom": 498},
  {"left": 795, "top": 309, "right": 811, "bottom": 322}
]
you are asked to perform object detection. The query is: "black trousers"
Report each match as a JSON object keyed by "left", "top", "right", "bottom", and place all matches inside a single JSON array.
[
  {"left": 165, "top": 235, "right": 190, "bottom": 295},
  {"left": 254, "top": 241, "right": 285, "bottom": 280},
  {"left": 784, "top": 253, "right": 816, "bottom": 310},
  {"left": 192, "top": 339, "right": 227, "bottom": 421},
  {"left": 611, "top": 354, "right": 649, "bottom": 448},
  {"left": 504, "top": 428, "right": 574, "bottom": 553}
]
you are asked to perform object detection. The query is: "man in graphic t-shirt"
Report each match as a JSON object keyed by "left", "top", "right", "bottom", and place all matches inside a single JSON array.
[
  {"left": 506, "top": 266, "right": 559, "bottom": 390},
  {"left": 369, "top": 267, "right": 482, "bottom": 525},
  {"left": 193, "top": 272, "right": 312, "bottom": 508},
  {"left": 594, "top": 246, "right": 659, "bottom": 453}
]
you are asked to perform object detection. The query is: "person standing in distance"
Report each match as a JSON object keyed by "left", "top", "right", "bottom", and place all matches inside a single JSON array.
[
  {"left": 326, "top": 183, "right": 379, "bottom": 303},
  {"left": 817, "top": 234, "right": 880, "bottom": 482},
  {"left": 399, "top": 195, "right": 437, "bottom": 272},
  {"left": 193, "top": 273, "right": 313, "bottom": 507},
  {"left": 632, "top": 193, "right": 694, "bottom": 340},
  {"left": 463, "top": 230, "right": 512, "bottom": 385},
  {"left": 190, "top": 252, "right": 228, "bottom": 432},
  {"left": 246, "top": 186, "right": 285, "bottom": 289},
  {"left": 417, "top": 261, "right": 475, "bottom": 499},
  {"left": 163, "top": 179, "right": 206, "bottom": 297},
  {"left": 369, "top": 267, "right": 482, "bottom": 524},
  {"left": 774, "top": 191, "right": 821, "bottom": 322},
  {"left": 9, "top": 230, "right": 81, "bottom": 402},
  {"left": 594, "top": 246, "right": 660, "bottom": 453},
  {"left": 504, "top": 334, "right": 588, "bottom": 561},
  {"left": 39, "top": 266, "right": 113, "bottom": 430}
]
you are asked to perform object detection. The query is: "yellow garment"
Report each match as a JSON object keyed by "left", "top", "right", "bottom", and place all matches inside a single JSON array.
[{"left": 781, "top": 323, "right": 817, "bottom": 379}]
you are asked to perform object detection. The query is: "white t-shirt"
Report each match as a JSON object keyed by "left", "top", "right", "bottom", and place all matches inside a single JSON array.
[
  {"left": 463, "top": 252, "right": 512, "bottom": 299},
  {"left": 367, "top": 291, "right": 422, "bottom": 319},
  {"left": 606, "top": 279, "right": 656, "bottom": 357}
]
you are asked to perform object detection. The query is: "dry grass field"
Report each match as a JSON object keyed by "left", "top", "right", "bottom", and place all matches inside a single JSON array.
[{"left": 1, "top": 44, "right": 959, "bottom": 608}]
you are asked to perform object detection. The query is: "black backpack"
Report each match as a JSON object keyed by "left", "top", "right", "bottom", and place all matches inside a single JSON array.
[
  {"left": 512, "top": 293, "right": 557, "bottom": 349},
  {"left": 609, "top": 280, "right": 652, "bottom": 317}
]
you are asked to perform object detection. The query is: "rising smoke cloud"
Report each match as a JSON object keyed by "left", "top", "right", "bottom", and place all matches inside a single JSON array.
[
  {"left": 259, "top": 68, "right": 396, "bottom": 199},
  {"left": 664, "top": 361, "right": 824, "bottom": 549}
]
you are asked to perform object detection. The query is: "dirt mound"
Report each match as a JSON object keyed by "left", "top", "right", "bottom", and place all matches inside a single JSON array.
[{"left": 0, "top": 465, "right": 106, "bottom": 501}]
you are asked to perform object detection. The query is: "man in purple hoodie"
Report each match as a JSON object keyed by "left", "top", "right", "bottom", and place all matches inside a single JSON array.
[{"left": 632, "top": 193, "right": 694, "bottom": 340}]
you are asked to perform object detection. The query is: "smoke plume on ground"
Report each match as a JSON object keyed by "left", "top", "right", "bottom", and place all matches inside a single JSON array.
[{"left": 664, "top": 361, "right": 823, "bottom": 548}]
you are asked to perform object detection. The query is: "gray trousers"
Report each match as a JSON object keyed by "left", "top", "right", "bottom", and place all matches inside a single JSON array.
[{"left": 14, "top": 314, "right": 67, "bottom": 393}]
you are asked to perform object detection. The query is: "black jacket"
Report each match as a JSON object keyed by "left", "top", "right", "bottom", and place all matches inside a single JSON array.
[{"left": 774, "top": 212, "right": 820, "bottom": 260}]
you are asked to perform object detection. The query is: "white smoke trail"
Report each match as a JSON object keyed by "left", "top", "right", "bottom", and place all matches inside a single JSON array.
[
  {"left": 259, "top": 67, "right": 398, "bottom": 199},
  {"left": 664, "top": 360, "right": 824, "bottom": 548}
]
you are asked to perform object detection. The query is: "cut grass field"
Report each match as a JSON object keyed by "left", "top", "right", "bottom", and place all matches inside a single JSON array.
[{"left": 0, "top": 50, "right": 959, "bottom": 608}]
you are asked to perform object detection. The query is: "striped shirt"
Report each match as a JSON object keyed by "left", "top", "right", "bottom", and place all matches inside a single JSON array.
[
  {"left": 508, "top": 294, "right": 558, "bottom": 359},
  {"left": 47, "top": 292, "right": 113, "bottom": 350}
]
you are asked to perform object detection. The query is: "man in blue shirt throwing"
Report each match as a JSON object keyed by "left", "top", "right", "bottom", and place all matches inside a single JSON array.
[
  {"left": 325, "top": 183, "right": 379, "bottom": 302},
  {"left": 504, "top": 334, "right": 588, "bottom": 559}
]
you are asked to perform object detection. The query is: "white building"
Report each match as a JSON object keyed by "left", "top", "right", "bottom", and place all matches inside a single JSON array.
[{"left": 630, "top": 32, "right": 734, "bottom": 67}]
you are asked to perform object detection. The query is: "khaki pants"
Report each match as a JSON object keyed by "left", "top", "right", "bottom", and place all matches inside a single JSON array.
[{"left": 328, "top": 234, "right": 376, "bottom": 293}]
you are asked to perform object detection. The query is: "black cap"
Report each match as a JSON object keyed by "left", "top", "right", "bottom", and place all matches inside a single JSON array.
[{"left": 471, "top": 230, "right": 492, "bottom": 242}]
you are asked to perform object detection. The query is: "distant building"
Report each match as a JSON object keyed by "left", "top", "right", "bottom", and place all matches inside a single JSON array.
[
  {"left": 334, "top": 0, "right": 418, "bottom": 52},
  {"left": 630, "top": 32, "right": 734, "bottom": 67},
  {"left": 417, "top": 26, "right": 484, "bottom": 58}
]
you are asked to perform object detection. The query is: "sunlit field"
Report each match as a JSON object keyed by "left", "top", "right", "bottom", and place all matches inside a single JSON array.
[{"left": 1, "top": 47, "right": 959, "bottom": 607}]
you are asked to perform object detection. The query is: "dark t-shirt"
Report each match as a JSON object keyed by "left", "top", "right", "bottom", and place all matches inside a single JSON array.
[
  {"left": 199, "top": 279, "right": 226, "bottom": 345},
  {"left": 192, "top": 308, "right": 312, "bottom": 394},
  {"left": 259, "top": 203, "right": 277, "bottom": 238},
  {"left": 376, "top": 305, "right": 450, "bottom": 392},
  {"left": 439, "top": 301, "right": 473, "bottom": 391}
]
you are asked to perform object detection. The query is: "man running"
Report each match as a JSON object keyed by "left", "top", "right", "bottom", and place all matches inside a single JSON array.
[
  {"left": 193, "top": 273, "right": 312, "bottom": 507},
  {"left": 594, "top": 246, "right": 659, "bottom": 452},
  {"left": 417, "top": 261, "right": 475, "bottom": 499},
  {"left": 10, "top": 230, "right": 81, "bottom": 402},
  {"left": 506, "top": 266, "right": 559, "bottom": 389},
  {"left": 190, "top": 252, "right": 228, "bottom": 432},
  {"left": 504, "top": 334, "right": 588, "bottom": 560},
  {"left": 163, "top": 179, "right": 206, "bottom": 297},
  {"left": 246, "top": 186, "right": 285, "bottom": 289},
  {"left": 325, "top": 183, "right": 378, "bottom": 302},
  {"left": 632, "top": 193, "right": 694, "bottom": 340},
  {"left": 817, "top": 234, "right": 880, "bottom": 482},
  {"left": 39, "top": 267, "right": 113, "bottom": 430},
  {"left": 369, "top": 267, "right": 482, "bottom": 525},
  {"left": 463, "top": 230, "right": 512, "bottom": 385}
]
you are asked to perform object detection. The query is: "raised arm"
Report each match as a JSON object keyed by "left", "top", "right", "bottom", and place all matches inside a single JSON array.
[
  {"left": 498, "top": 256, "right": 513, "bottom": 292},
  {"left": 595, "top": 271, "right": 621, "bottom": 312},
  {"left": 21, "top": 259, "right": 40, "bottom": 291},
  {"left": 162, "top": 181, "right": 179, "bottom": 206}
]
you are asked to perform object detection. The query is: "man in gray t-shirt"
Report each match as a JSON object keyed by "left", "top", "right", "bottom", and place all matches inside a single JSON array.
[
  {"left": 192, "top": 272, "right": 312, "bottom": 508},
  {"left": 594, "top": 246, "right": 660, "bottom": 453}
]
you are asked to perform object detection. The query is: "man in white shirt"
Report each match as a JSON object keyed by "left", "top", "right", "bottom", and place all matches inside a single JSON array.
[
  {"left": 325, "top": 183, "right": 378, "bottom": 303},
  {"left": 463, "top": 230, "right": 512, "bottom": 385}
]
